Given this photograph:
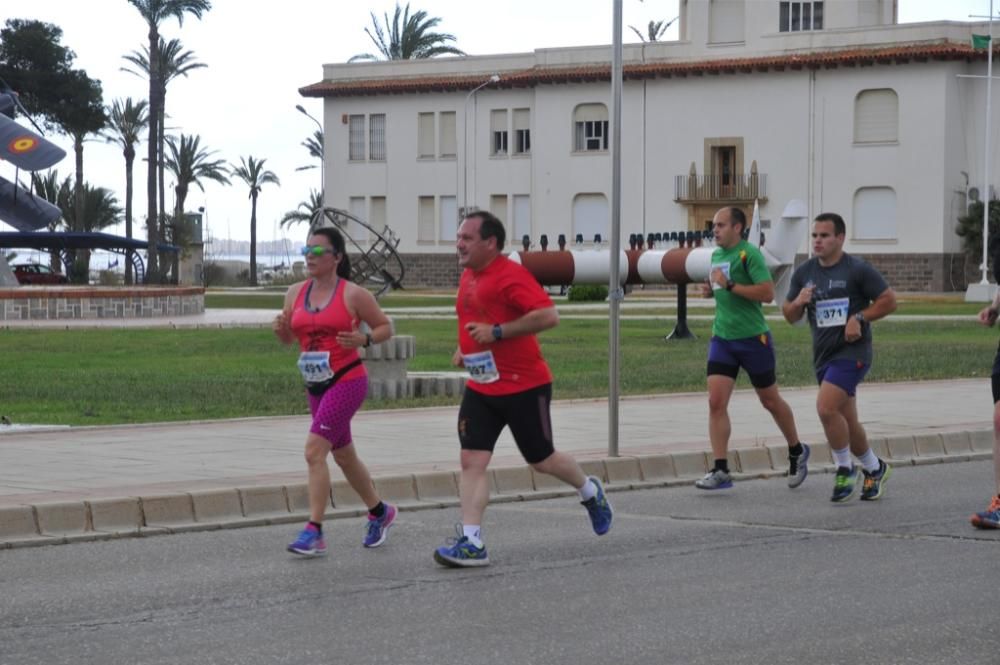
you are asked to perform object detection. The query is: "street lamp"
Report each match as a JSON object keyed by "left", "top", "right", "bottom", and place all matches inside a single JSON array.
[
  {"left": 295, "top": 104, "right": 324, "bottom": 201},
  {"left": 460, "top": 74, "right": 500, "bottom": 216}
]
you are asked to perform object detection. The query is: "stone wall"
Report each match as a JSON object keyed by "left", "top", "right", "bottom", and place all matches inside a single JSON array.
[
  {"left": 398, "top": 253, "right": 462, "bottom": 289},
  {"left": 794, "top": 253, "right": 979, "bottom": 293},
  {"left": 0, "top": 287, "right": 205, "bottom": 320}
]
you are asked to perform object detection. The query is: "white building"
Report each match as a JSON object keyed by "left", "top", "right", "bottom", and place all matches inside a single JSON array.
[{"left": 300, "top": 0, "right": 999, "bottom": 291}]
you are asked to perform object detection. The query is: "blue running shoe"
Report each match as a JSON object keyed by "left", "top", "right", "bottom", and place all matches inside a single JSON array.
[
  {"left": 970, "top": 495, "right": 1000, "bottom": 529},
  {"left": 434, "top": 525, "right": 490, "bottom": 568},
  {"left": 787, "top": 443, "right": 810, "bottom": 489},
  {"left": 287, "top": 523, "right": 326, "bottom": 557},
  {"left": 363, "top": 503, "right": 397, "bottom": 548},
  {"left": 860, "top": 460, "right": 891, "bottom": 501},
  {"left": 581, "top": 476, "right": 613, "bottom": 535},
  {"left": 831, "top": 465, "right": 861, "bottom": 502}
]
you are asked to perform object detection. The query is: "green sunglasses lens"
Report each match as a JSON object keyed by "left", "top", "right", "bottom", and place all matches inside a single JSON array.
[{"left": 300, "top": 246, "right": 328, "bottom": 256}]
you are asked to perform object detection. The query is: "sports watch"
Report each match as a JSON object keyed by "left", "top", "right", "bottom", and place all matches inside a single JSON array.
[{"left": 491, "top": 324, "right": 503, "bottom": 341}]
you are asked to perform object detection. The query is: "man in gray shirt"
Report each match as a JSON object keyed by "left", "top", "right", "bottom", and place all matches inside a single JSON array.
[{"left": 783, "top": 213, "right": 897, "bottom": 502}]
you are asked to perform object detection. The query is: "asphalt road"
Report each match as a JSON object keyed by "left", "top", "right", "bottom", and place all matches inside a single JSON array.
[{"left": 1, "top": 460, "right": 997, "bottom": 665}]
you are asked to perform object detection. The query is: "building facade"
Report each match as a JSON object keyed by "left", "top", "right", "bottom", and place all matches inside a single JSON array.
[{"left": 301, "top": 0, "right": 999, "bottom": 291}]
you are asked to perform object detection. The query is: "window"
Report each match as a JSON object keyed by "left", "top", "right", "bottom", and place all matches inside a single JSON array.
[
  {"left": 369, "top": 196, "right": 386, "bottom": 244},
  {"left": 573, "top": 104, "right": 609, "bottom": 152},
  {"left": 439, "top": 196, "right": 458, "bottom": 241},
  {"left": 490, "top": 194, "right": 508, "bottom": 228},
  {"left": 417, "top": 112, "right": 435, "bottom": 158},
  {"left": 853, "top": 187, "right": 897, "bottom": 240},
  {"left": 779, "top": 1, "right": 823, "bottom": 32},
  {"left": 854, "top": 89, "right": 899, "bottom": 143},
  {"left": 513, "top": 108, "right": 530, "bottom": 155},
  {"left": 572, "top": 193, "right": 609, "bottom": 244},
  {"left": 439, "top": 111, "right": 456, "bottom": 158},
  {"left": 513, "top": 195, "right": 531, "bottom": 244},
  {"left": 491, "top": 109, "right": 508, "bottom": 156},
  {"left": 369, "top": 113, "right": 386, "bottom": 161},
  {"left": 418, "top": 196, "right": 436, "bottom": 242},
  {"left": 348, "top": 196, "right": 366, "bottom": 240},
  {"left": 349, "top": 115, "right": 366, "bottom": 161}
]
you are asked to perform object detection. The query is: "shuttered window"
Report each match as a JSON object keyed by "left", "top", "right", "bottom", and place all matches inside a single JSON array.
[
  {"left": 439, "top": 111, "right": 457, "bottom": 157},
  {"left": 417, "top": 112, "right": 435, "bottom": 158},
  {"left": 491, "top": 109, "right": 508, "bottom": 155},
  {"left": 854, "top": 89, "right": 898, "bottom": 143},
  {"left": 573, "top": 104, "right": 609, "bottom": 152},
  {"left": 418, "top": 196, "right": 436, "bottom": 242},
  {"left": 513, "top": 108, "right": 530, "bottom": 154}
]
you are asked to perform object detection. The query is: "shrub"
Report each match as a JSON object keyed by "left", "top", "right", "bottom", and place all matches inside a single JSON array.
[{"left": 567, "top": 284, "right": 609, "bottom": 302}]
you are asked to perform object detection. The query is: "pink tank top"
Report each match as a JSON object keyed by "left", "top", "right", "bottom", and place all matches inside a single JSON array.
[{"left": 290, "top": 279, "right": 366, "bottom": 382}]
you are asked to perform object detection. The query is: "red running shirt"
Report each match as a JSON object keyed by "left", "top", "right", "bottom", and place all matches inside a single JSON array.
[
  {"left": 290, "top": 279, "right": 366, "bottom": 382},
  {"left": 457, "top": 255, "right": 554, "bottom": 395}
]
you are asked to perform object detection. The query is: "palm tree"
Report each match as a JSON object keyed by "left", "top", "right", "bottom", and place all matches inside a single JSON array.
[
  {"left": 164, "top": 133, "right": 229, "bottom": 223},
  {"left": 126, "top": 0, "right": 212, "bottom": 281},
  {"left": 349, "top": 2, "right": 465, "bottom": 62},
  {"left": 122, "top": 35, "right": 207, "bottom": 278},
  {"left": 39, "top": 174, "right": 122, "bottom": 282},
  {"left": 629, "top": 16, "right": 678, "bottom": 43},
  {"left": 230, "top": 155, "right": 280, "bottom": 286},
  {"left": 104, "top": 97, "right": 149, "bottom": 284},
  {"left": 279, "top": 189, "right": 323, "bottom": 230},
  {"left": 303, "top": 129, "right": 323, "bottom": 161},
  {"left": 31, "top": 171, "right": 70, "bottom": 270}
]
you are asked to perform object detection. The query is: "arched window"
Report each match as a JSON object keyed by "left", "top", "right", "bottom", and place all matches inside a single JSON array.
[
  {"left": 573, "top": 104, "right": 609, "bottom": 152},
  {"left": 852, "top": 187, "right": 897, "bottom": 240},
  {"left": 854, "top": 89, "right": 898, "bottom": 143},
  {"left": 572, "top": 193, "right": 609, "bottom": 241}
]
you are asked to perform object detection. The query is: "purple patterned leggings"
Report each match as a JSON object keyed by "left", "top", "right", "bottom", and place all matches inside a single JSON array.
[{"left": 306, "top": 376, "right": 368, "bottom": 449}]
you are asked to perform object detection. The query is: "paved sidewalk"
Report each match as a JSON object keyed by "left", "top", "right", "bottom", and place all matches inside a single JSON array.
[{"left": 0, "top": 378, "right": 991, "bottom": 510}]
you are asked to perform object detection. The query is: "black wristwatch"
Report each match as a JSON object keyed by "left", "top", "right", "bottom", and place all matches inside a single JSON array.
[
  {"left": 491, "top": 324, "right": 503, "bottom": 341},
  {"left": 364, "top": 333, "right": 374, "bottom": 348},
  {"left": 725, "top": 279, "right": 735, "bottom": 292},
  {"left": 854, "top": 312, "right": 866, "bottom": 324}
]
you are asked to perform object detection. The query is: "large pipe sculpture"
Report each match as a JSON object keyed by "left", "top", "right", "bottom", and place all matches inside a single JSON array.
[{"left": 507, "top": 200, "right": 807, "bottom": 299}]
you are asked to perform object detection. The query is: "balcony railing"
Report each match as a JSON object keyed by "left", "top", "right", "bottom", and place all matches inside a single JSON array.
[{"left": 673, "top": 174, "right": 768, "bottom": 203}]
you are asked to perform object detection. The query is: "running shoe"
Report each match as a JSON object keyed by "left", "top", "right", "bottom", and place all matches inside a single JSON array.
[
  {"left": 695, "top": 468, "right": 733, "bottom": 490},
  {"left": 287, "top": 523, "right": 327, "bottom": 557},
  {"left": 581, "top": 476, "right": 613, "bottom": 535},
  {"left": 362, "top": 503, "right": 397, "bottom": 548},
  {"left": 830, "top": 465, "right": 861, "bottom": 502},
  {"left": 433, "top": 525, "right": 490, "bottom": 568},
  {"left": 787, "top": 443, "right": 811, "bottom": 489},
  {"left": 970, "top": 495, "right": 1000, "bottom": 529},
  {"left": 860, "top": 460, "right": 892, "bottom": 501}
]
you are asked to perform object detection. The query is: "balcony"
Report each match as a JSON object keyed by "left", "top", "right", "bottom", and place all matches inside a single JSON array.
[{"left": 673, "top": 174, "right": 768, "bottom": 203}]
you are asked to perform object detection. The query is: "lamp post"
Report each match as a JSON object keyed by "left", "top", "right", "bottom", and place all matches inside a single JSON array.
[
  {"left": 295, "top": 104, "right": 324, "bottom": 200},
  {"left": 461, "top": 75, "right": 500, "bottom": 216}
]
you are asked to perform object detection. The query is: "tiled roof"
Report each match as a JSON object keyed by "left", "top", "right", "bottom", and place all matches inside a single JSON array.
[{"left": 299, "top": 41, "right": 989, "bottom": 97}]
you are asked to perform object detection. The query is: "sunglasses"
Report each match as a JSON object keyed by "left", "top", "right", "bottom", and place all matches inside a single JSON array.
[{"left": 300, "top": 245, "right": 335, "bottom": 257}]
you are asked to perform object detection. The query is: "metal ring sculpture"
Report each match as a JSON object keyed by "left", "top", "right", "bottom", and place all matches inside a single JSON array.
[{"left": 308, "top": 206, "right": 405, "bottom": 299}]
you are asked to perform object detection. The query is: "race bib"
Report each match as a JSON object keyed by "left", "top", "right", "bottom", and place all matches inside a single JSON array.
[
  {"left": 462, "top": 350, "right": 500, "bottom": 384},
  {"left": 297, "top": 351, "right": 334, "bottom": 383},
  {"left": 815, "top": 297, "right": 849, "bottom": 328},
  {"left": 710, "top": 262, "right": 731, "bottom": 290}
]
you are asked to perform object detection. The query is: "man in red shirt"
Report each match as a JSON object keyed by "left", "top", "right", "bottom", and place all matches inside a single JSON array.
[{"left": 433, "top": 211, "right": 614, "bottom": 568}]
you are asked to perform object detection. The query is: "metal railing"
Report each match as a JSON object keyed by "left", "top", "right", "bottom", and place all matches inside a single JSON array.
[{"left": 673, "top": 173, "right": 768, "bottom": 202}]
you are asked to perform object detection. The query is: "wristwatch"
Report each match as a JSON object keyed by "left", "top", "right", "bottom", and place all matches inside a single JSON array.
[
  {"left": 854, "top": 312, "right": 866, "bottom": 324},
  {"left": 725, "top": 279, "right": 735, "bottom": 291},
  {"left": 364, "top": 333, "right": 374, "bottom": 348},
  {"left": 491, "top": 324, "right": 503, "bottom": 341}
]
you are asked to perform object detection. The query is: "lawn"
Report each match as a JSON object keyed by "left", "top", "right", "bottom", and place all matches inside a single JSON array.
[{"left": 1, "top": 317, "right": 995, "bottom": 426}]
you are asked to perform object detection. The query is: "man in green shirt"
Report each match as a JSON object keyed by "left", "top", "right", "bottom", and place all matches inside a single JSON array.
[{"left": 696, "top": 207, "right": 809, "bottom": 490}]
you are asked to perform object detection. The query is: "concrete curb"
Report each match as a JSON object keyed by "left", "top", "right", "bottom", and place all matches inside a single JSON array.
[{"left": 1, "top": 428, "right": 993, "bottom": 550}]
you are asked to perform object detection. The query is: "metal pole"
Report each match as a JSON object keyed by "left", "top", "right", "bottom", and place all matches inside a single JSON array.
[
  {"left": 608, "top": 0, "right": 623, "bottom": 457},
  {"left": 981, "top": 0, "right": 995, "bottom": 285},
  {"left": 295, "top": 104, "right": 324, "bottom": 200},
  {"left": 461, "top": 76, "right": 500, "bottom": 215}
]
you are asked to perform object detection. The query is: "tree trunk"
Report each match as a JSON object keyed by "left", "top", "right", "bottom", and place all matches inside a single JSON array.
[
  {"left": 250, "top": 193, "right": 258, "bottom": 286},
  {"left": 145, "top": 26, "right": 161, "bottom": 282},
  {"left": 124, "top": 145, "right": 135, "bottom": 285}
]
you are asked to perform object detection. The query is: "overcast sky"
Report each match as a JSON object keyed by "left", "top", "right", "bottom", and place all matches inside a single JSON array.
[{"left": 2, "top": 0, "right": 996, "bottom": 244}]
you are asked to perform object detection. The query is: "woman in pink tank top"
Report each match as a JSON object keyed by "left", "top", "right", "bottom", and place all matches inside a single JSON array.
[{"left": 273, "top": 227, "right": 397, "bottom": 557}]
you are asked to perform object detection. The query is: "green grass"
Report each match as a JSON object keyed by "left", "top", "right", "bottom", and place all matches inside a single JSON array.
[{"left": 1, "top": 318, "right": 995, "bottom": 426}]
